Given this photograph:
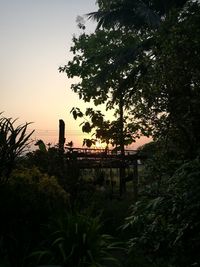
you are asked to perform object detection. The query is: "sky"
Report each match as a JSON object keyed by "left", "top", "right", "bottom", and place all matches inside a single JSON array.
[{"left": 0, "top": 0, "right": 150, "bottom": 149}]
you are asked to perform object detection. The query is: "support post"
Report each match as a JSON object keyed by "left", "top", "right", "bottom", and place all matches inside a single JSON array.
[
  {"left": 133, "top": 158, "right": 138, "bottom": 201},
  {"left": 59, "top": 119, "right": 65, "bottom": 152},
  {"left": 119, "top": 162, "right": 126, "bottom": 196},
  {"left": 119, "top": 92, "right": 126, "bottom": 196}
]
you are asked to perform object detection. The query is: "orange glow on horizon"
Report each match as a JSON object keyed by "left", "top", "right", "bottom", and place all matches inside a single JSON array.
[{"left": 92, "top": 140, "right": 107, "bottom": 149}]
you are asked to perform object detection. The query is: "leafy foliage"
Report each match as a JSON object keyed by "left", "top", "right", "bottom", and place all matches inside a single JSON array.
[
  {"left": 122, "top": 159, "right": 200, "bottom": 266},
  {"left": 133, "top": 2, "right": 200, "bottom": 158},
  {"left": 0, "top": 114, "right": 34, "bottom": 182},
  {"left": 91, "top": 0, "right": 187, "bottom": 30},
  {"left": 71, "top": 107, "right": 138, "bottom": 148},
  {"left": 137, "top": 141, "right": 185, "bottom": 196},
  {"left": 61, "top": 1, "right": 200, "bottom": 156},
  {"left": 31, "top": 214, "right": 120, "bottom": 267},
  {"left": 60, "top": 27, "right": 144, "bottom": 149},
  {"left": 24, "top": 146, "right": 96, "bottom": 211},
  {"left": 1, "top": 1, "right": 200, "bottom": 266},
  {"left": 0, "top": 167, "right": 69, "bottom": 267}
]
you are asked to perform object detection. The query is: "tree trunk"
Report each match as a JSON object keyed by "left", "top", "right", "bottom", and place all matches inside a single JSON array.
[{"left": 119, "top": 93, "right": 126, "bottom": 196}]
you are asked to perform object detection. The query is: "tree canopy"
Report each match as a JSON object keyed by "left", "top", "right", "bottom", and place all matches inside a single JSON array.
[{"left": 60, "top": 0, "right": 200, "bottom": 158}]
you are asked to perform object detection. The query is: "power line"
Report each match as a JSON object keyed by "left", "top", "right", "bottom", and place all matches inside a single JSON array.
[
  {"left": 29, "top": 128, "right": 83, "bottom": 132},
  {"left": 29, "top": 129, "right": 88, "bottom": 135}
]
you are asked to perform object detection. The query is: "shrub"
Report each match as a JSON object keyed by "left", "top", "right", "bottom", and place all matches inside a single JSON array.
[
  {"left": 30, "top": 213, "right": 120, "bottom": 267},
  {"left": 23, "top": 148, "right": 97, "bottom": 211},
  {"left": 0, "top": 114, "right": 34, "bottom": 183},
  {"left": 122, "top": 159, "right": 200, "bottom": 267},
  {"left": 0, "top": 167, "right": 69, "bottom": 267}
]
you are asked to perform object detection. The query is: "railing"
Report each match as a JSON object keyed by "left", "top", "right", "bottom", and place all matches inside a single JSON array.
[{"left": 65, "top": 147, "right": 138, "bottom": 156}]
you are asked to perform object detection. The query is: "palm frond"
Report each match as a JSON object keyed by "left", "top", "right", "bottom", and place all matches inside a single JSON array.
[{"left": 87, "top": 0, "right": 161, "bottom": 30}]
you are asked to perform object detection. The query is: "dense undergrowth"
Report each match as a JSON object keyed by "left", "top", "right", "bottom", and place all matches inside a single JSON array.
[{"left": 1, "top": 115, "right": 200, "bottom": 267}]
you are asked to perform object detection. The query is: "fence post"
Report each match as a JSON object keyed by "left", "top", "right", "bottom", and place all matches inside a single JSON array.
[{"left": 59, "top": 119, "right": 65, "bottom": 152}]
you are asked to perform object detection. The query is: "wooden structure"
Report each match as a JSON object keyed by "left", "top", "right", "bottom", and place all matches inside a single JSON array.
[
  {"left": 65, "top": 147, "right": 138, "bottom": 167},
  {"left": 58, "top": 119, "right": 145, "bottom": 199},
  {"left": 59, "top": 119, "right": 65, "bottom": 151},
  {"left": 65, "top": 147, "right": 143, "bottom": 199}
]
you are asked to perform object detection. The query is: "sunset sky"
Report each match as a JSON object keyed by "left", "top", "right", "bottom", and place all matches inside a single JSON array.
[{"left": 0, "top": 0, "right": 150, "bottom": 149}]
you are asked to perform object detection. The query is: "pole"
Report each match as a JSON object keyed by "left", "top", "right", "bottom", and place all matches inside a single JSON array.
[
  {"left": 59, "top": 119, "right": 65, "bottom": 152},
  {"left": 119, "top": 92, "right": 126, "bottom": 196}
]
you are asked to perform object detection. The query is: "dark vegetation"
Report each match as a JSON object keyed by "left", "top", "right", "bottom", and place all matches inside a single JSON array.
[{"left": 1, "top": 0, "right": 200, "bottom": 266}]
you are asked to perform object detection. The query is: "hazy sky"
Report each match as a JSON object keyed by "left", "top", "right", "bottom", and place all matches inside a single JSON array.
[{"left": 0, "top": 0, "right": 98, "bottom": 146}]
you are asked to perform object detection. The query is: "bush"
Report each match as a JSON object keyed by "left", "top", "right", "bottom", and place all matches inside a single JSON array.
[
  {"left": 138, "top": 141, "right": 184, "bottom": 197},
  {"left": 23, "top": 148, "right": 83, "bottom": 209},
  {"left": 0, "top": 114, "right": 34, "bottom": 183},
  {"left": 30, "top": 213, "right": 120, "bottom": 267},
  {"left": 122, "top": 159, "right": 200, "bottom": 267},
  {"left": 0, "top": 167, "right": 69, "bottom": 267}
]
